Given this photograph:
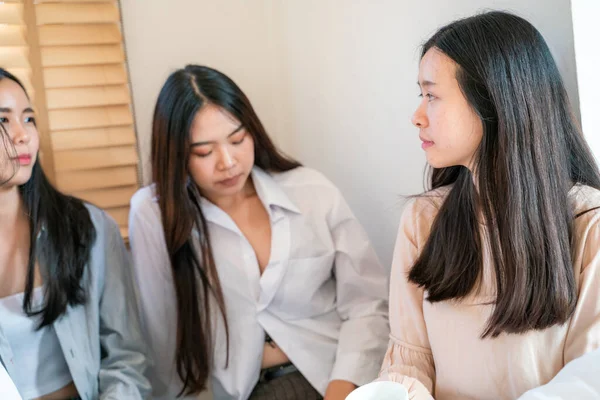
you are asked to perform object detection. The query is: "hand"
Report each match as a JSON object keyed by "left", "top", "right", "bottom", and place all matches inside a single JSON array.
[{"left": 324, "top": 379, "right": 357, "bottom": 400}]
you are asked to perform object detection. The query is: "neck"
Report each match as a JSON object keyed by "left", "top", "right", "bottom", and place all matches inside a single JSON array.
[
  {"left": 210, "top": 177, "right": 257, "bottom": 212},
  {"left": 0, "top": 185, "right": 24, "bottom": 231}
]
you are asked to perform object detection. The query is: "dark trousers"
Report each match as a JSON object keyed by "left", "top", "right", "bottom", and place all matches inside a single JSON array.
[{"left": 249, "top": 370, "right": 323, "bottom": 400}]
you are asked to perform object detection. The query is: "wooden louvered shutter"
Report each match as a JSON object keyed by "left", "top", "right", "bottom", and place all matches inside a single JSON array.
[{"left": 27, "top": 0, "right": 139, "bottom": 240}]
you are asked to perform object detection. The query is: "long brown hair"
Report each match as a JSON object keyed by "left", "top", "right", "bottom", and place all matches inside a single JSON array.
[
  {"left": 408, "top": 12, "right": 600, "bottom": 337},
  {"left": 151, "top": 65, "right": 300, "bottom": 396}
]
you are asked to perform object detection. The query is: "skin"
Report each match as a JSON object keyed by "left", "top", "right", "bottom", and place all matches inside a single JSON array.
[{"left": 413, "top": 48, "right": 483, "bottom": 171}]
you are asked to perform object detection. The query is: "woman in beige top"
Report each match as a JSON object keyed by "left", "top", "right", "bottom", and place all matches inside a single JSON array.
[{"left": 377, "top": 11, "right": 600, "bottom": 400}]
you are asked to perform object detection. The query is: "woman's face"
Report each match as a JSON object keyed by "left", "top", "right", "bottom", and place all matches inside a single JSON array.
[
  {"left": 187, "top": 103, "right": 255, "bottom": 204},
  {"left": 0, "top": 78, "right": 39, "bottom": 187},
  {"left": 412, "top": 48, "right": 483, "bottom": 170}
]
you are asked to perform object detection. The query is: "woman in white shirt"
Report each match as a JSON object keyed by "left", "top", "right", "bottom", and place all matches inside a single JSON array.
[
  {"left": 0, "top": 69, "right": 150, "bottom": 399},
  {"left": 128, "top": 64, "right": 389, "bottom": 400}
]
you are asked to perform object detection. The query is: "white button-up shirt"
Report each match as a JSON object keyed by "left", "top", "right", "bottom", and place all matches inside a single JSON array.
[{"left": 129, "top": 167, "right": 389, "bottom": 400}]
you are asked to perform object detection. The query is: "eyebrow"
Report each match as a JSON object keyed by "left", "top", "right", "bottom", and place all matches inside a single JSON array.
[
  {"left": 0, "top": 107, "right": 35, "bottom": 113},
  {"left": 190, "top": 124, "right": 244, "bottom": 147},
  {"left": 417, "top": 80, "right": 436, "bottom": 87}
]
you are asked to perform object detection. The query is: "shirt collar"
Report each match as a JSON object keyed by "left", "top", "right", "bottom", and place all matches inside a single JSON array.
[{"left": 250, "top": 167, "right": 301, "bottom": 215}]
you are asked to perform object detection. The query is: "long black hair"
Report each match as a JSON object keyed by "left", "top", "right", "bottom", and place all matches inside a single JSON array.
[
  {"left": 151, "top": 65, "right": 300, "bottom": 396},
  {"left": 407, "top": 11, "right": 600, "bottom": 337},
  {"left": 0, "top": 68, "right": 96, "bottom": 327}
]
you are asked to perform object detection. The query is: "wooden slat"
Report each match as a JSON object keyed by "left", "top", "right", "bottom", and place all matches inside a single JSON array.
[
  {"left": 43, "top": 65, "right": 127, "bottom": 88},
  {"left": 48, "top": 105, "right": 133, "bottom": 131},
  {"left": 0, "top": 25, "right": 26, "bottom": 47},
  {"left": 37, "top": 0, "right": 115, "bottom": 3},
  {"left": 0, "top": 47, "right": 29, "bottom": 68},
  {"left": 54, "top": 145, "right": 138, "bottom": 172},
  {"left": 73, "top": 185, "right": 137, "bottom": 208},
  {"left": 35, "top": 3, "right": 119, "bottom": 25},
  {"left": 0, "top": 3, "right": 23, "bottom": 24},
  {"left": 41, "top": 44, "right": 124, "bottom": 67},
  {"left": 46, "top": 85, "right": 130, "bottom": 110},
  {"left": 38, "top": 24, "right": 122, "bottom": 46},
  {"left": 56, "top": 165, "right": 138, "bottom": 192},
  {"left": 106, "top": 206, "right": 129, "bottom": 226},
  {"left": 52, "top": 126, "right": 136, "bottom": 151}
]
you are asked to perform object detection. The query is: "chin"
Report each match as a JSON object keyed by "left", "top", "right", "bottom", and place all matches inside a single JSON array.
[
  {"left": 426, "top": 159, "right": 448, "bottom": 169},
  {"left": 426, "top": 154, "right": 459, "bottom": 170},
  {"left": 11, "top": 171, "right": 33, "bottom": 187}
]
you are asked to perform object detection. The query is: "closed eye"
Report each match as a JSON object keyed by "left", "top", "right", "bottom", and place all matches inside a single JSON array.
[
  {"left": 418, "top": 93, "right": 436, "bottom": 101},
  {"left": 230, "top": 131, "right": 247, "bottom": 145}
]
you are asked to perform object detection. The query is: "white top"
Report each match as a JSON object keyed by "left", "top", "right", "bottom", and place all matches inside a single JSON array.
[
  {"left": 0, "top": 362, "right": 22, "bottom": 400},
  {"left": 0, "top": 288, "right": 72, "bottom": 399},
  {"left": 129, "top": 167, "right": 390, "bottom": 400},
  {"left": 517, "top": 349, "right": 600, "bottom": 400}
]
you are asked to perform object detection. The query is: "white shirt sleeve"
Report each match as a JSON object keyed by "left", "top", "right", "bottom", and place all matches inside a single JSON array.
[
  {"left": 517, "top": 349, "right": 600, "bottom": 400},
  {"left": 327, "top": 187, "right": 390, "bottom": 386},
  {"left": 128, "top": 189, "right": 194, "bottom": 400}
]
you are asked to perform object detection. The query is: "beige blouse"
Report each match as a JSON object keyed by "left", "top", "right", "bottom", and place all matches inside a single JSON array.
[{"left": 379, "top": 185, "right": 600, "bottom": 400}]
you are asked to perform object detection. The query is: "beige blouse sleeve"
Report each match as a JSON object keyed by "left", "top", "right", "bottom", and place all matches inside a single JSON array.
[
  {"left": 563, "top": 213, "right": 600, "bottom": 364},
  {"left": 378, "top": 198, "right": 436, "bottom": 400}
]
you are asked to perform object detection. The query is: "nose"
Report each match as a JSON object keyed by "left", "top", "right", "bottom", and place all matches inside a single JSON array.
[
  {"left": 11, "top": 122, "right": 30, "bottom": 145},
  {"left": 217, "top": 145, "right": 236, "bottom": 170},
  {"left": 411, "top": 101, "right": 429, "bottom": 129}
]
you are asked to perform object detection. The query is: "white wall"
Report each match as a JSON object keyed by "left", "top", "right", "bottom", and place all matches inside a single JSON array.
[
  {"left": 571, "top": 0, "right": 600, "bottom": 162},
  {"left": 122, "top": 0, "right": 579, "bottom": 270}
]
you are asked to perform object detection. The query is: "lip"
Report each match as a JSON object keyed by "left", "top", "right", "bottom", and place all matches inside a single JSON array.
[
  {"left": 217, "top": 173, "right": 243, "bottom": 188},
  {"left": 419, "top": 135, "right": 434, "bottom": 150},
  {"left": 13, "top": 154, "right": 32, "bottom": 165}
]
